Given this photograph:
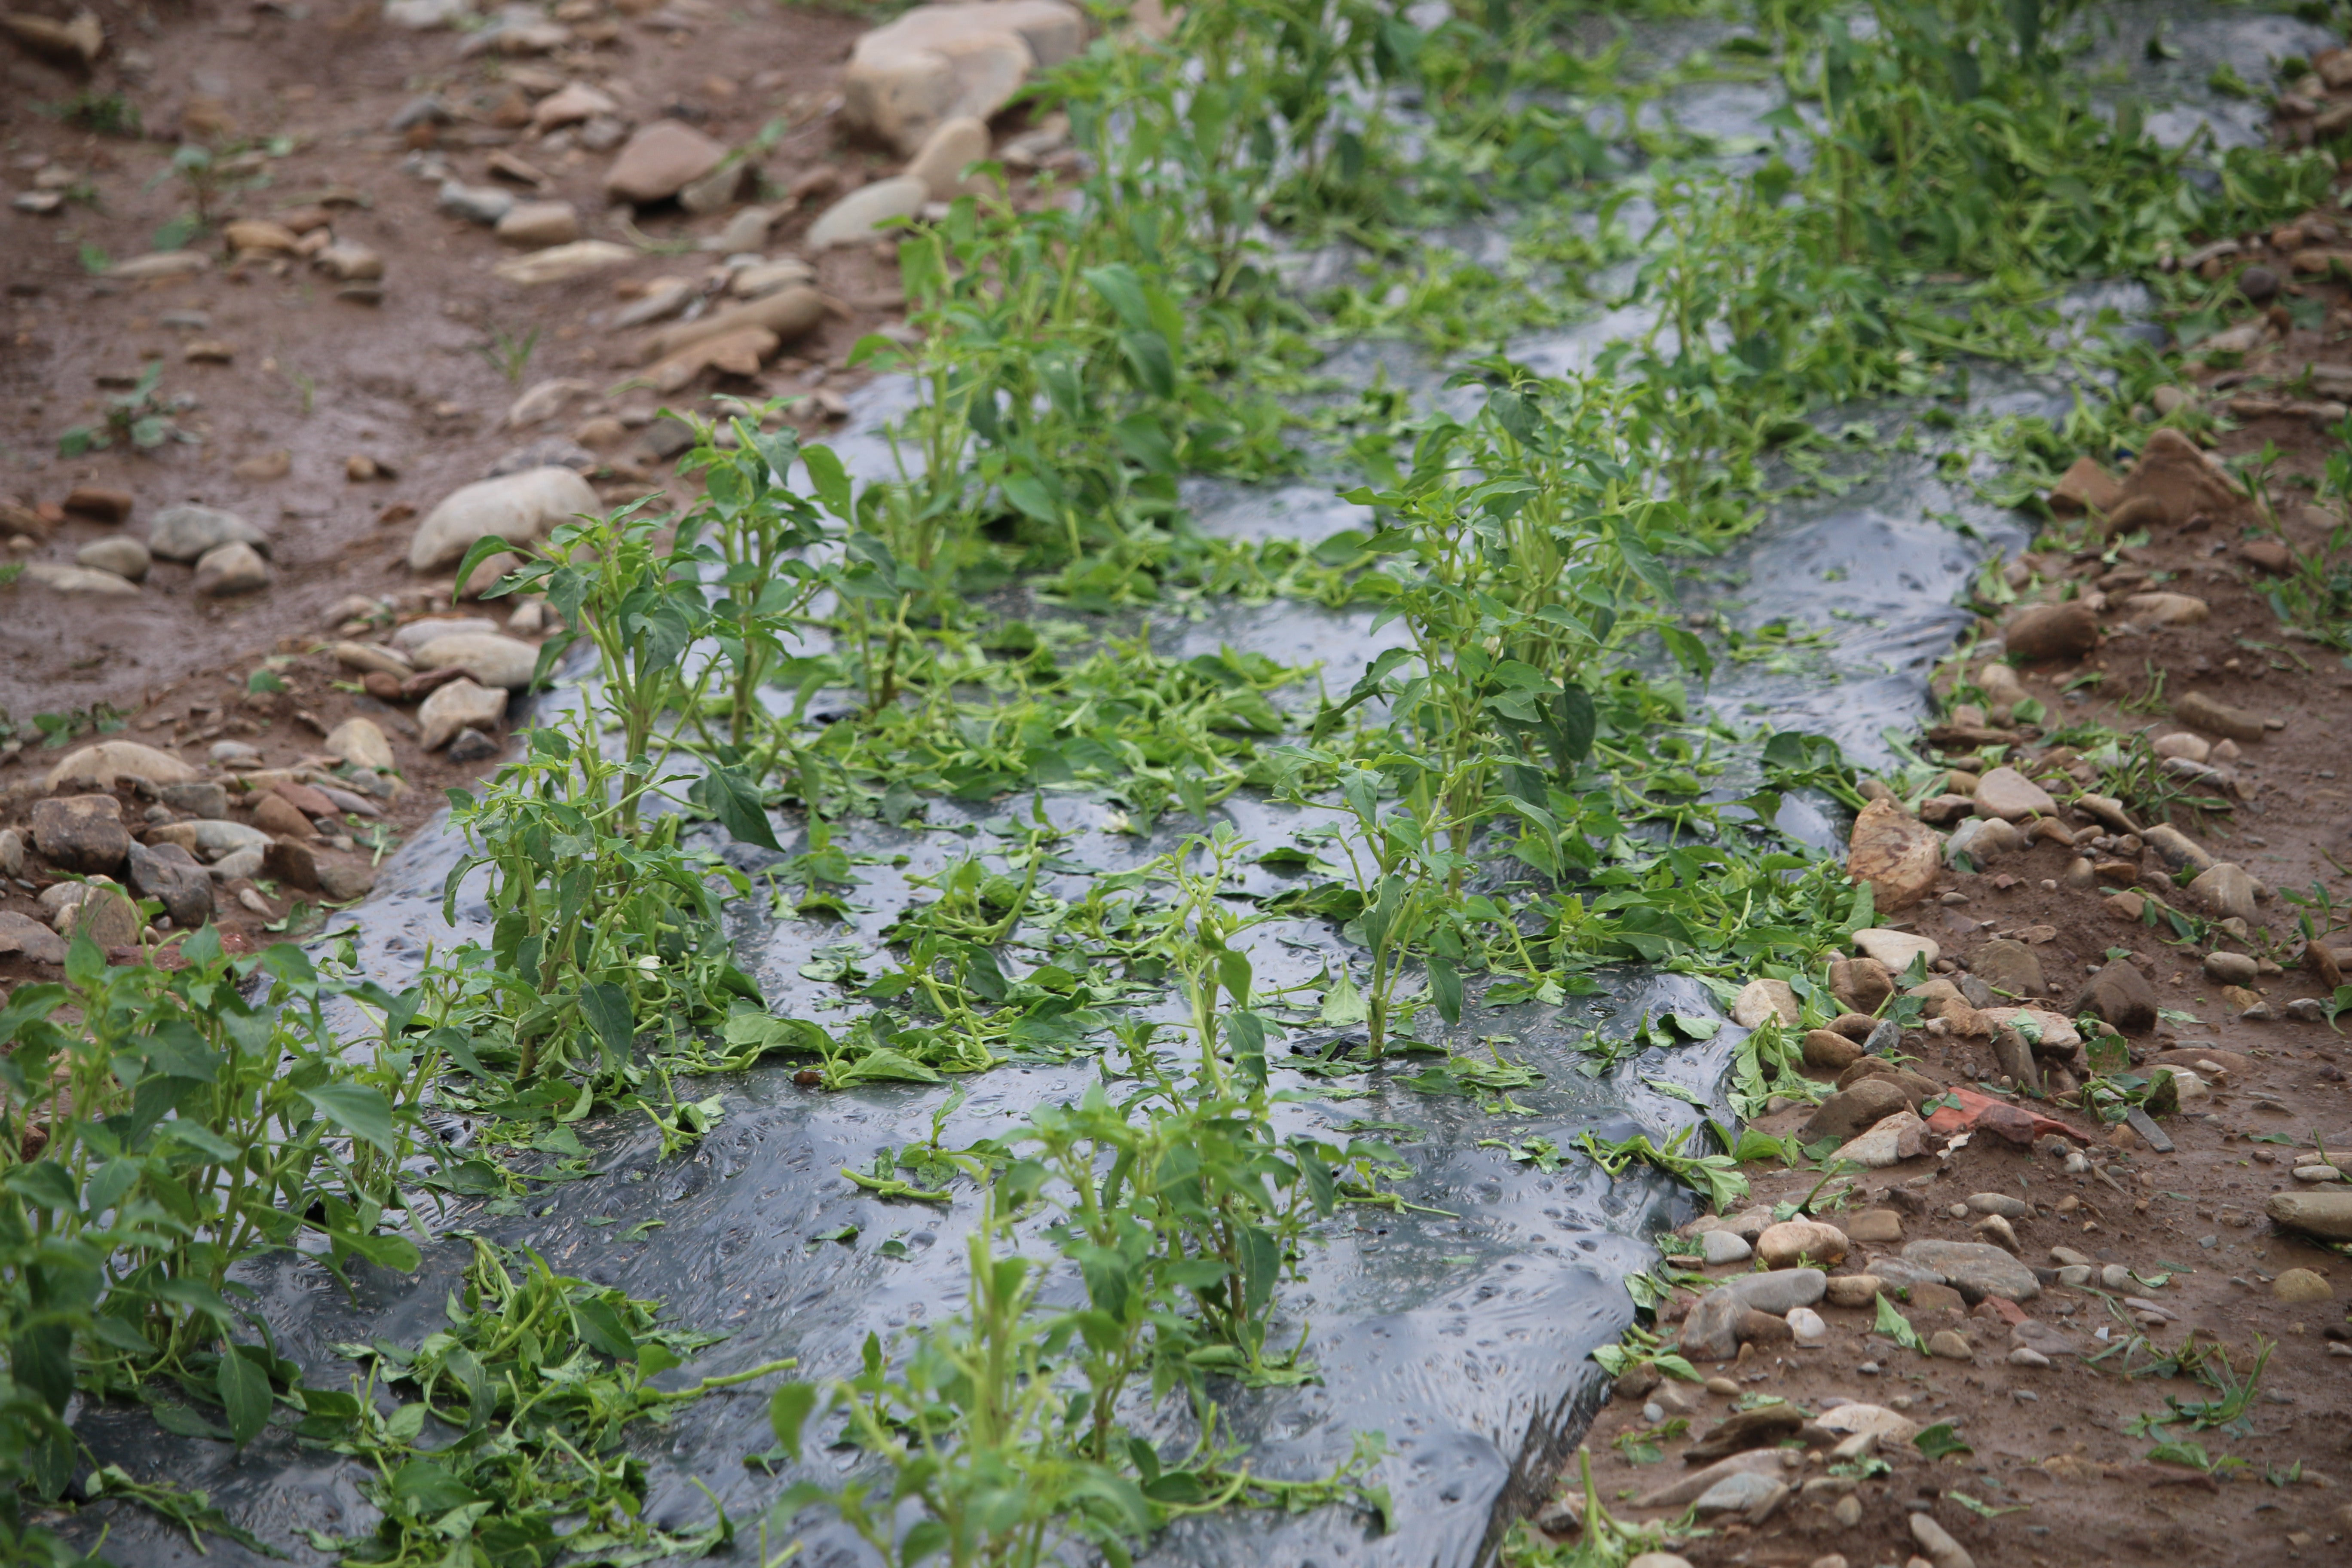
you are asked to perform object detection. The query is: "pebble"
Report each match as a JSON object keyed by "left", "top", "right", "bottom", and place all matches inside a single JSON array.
[
  {"left": 2295, "top": 1164, "right": 2345, "bottom": 1183},
  {"left": 496, "top": 199, "right": 583, "bottom": 247},
  {"left": 323, "top": 717, "right": 396, "bottom": 772},
  {"left": 1910, "top": 1510, "right": 1975, "bottom": 1568},
  {"left": 408, "top": 466, "right": 598, "bottom": 570},
  {"left": 1927, "top": 1329, "right": 1975, "bottom": 1360},
  {"left": 1972, "top": 764, "right": 2057, "bottom": 821},
  {"left": 149, "top": 502, "right": 269, "bottom": 562},
  {"left": 1824, "top": 1274, "right": 1882, "bottom": 1308},
  {"left": 493, "top": 239, "right": 633, "bottom": 285},
  {"left": 107, "top": 250, "right": 211, "bottom": 281},
  {"left": 1704, "top": 1376, "right": 1740, "bottom": 1396},
  {"left": 74, "top": 537, "right": 150, "bottom": 581},
  {"left": 2188, "top": 862, "right": 2261, "bottom": 924},
  {"left": 2008, "top": 1346, "right": 2051, "bottom": 1368},
  {"left": 1756, "top": 1219, "right": 1849, "bottom": 1270},
  {"left": 419, "top": 677, "right": 509, "bottom": 749},
  {"left": 409, "top": 632, "right": 541, "bottom": 690},
  {"left": 605, "top": 118, "right": 726, "bottom": 204},
  {"left": 31, "top": 795, "right": 129, "bottom": 874},
  {"left": 806, "top": 175, "right": 930, "bottom": 249},
  {"left": 315, "top": 242, "right": 386, "bottom": 281},
  {"left": 2275, "top": 1268, "right": 2335, "bottom": 1303},
  {"left": 2202, "top": 949, "right": 2260, "bottom": 985},
  {"left": 906, "top": 114, "right": 993, "bottom": 199},
  {"left": 193, "top": 540, "right": 271, "bottom": 596},
  {"left": 1786, "top": 1307, "right": 1827, "bottom": 1347},
  {"left": 1851, "top": 927, "right": 1939, "bottom": 971},
  {"left": 438, "top": 179, "right": 514, "bottom": 224},
  {"left": 1702, "top": 1229, "right": 1752, "bottom": 1265},
  {"left": 1965, "top": 1192, "right": 2031, "bottom": 1219}
]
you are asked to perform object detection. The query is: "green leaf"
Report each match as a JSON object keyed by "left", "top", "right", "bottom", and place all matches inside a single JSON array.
[
  {"left": 571, "top": 1296, "right": 638, "bottom": 1362},
  {"left": 769, "top": 1382, "right": 817, "bottom": 1460},
  {"left": 1874, "top": 1293, "right": 1926, "bottom": 1354},
  {"left": 579, "top": 981, "right": 635, "bottom": 1072},
  {"left": 1914, "top": 1421, "right": 1973, "bottom": 1462},
  {"left": 689, "top": 764, "right": 783, "bottom": 851},
  {"left": 217, "top": 1346, "right": 273, "bottom": 1447},
  {"left": 299, "top": 1082, "right": 399, "bottom": 1155}
]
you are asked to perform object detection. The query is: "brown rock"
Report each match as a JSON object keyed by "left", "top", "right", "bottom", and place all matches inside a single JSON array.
[
  {"left": 2001, "top": 599, "right": 2099, "bottom": 662},
  {"left": 1757, "top": 1220, "right": 1849, "bottom": 1269},
  {"left": 315, "top": 858, "right": 377, "bottom": 903},
  {"left": 1801, "top": 1078, "right": 1912, "bottom": 1141},
  {"left": 605, "top": 119, "right": 727, "bottom": 204},
  {"left": 1847, "top": 1210, "right": 1904, "bottom": 1244},
  {"left": 1971, "top": 766, "right": 2055, "bottom": 821},
  {"left": 1828, "top": 1011, "right": 1878, "bottom": 1041},
  {"left": 1828, "top": 955, "right": 1894, "bottom": 1015},
  {"left": 56, "top": 883, "right": 139, "bottom": 948},
  {"left": 2075, "top": 959, "right": 2156, "bottom": 1035},
  {"left": 1846, "top": 797, "right": 1940, "bottom": 912},
  {"left": 2116, "top": 426, "right": 2243, "bottom": 527},
  {"left": 1736, "top": 1308, "right": 1794, "bottom": 1345},
  {"left": 644, "top": 325, "right": 780, "bottom": 393},
  {"left": 1802, "top": 1029, "right": 1864, "bottom": 1073},
  {"left": 2171, "top": 689, "right": 2269, "bottom": 744},
  {"left": 639, "top": 285, "right": 825, "bottom": 365},
  {"left": 126, "top": 840, "right": 212, "bottom": 928},
  {"left": 1685, "top": 1403, "right": 1804, "bottom": 1463},
  {"left": 272, "top": 781, "right": 338, "bottom": 819},
  {"left": 251, "top": 793, "right": 313, "bottom": 839},
  {"left": 362, "top": 670, "right": 405, "bottom": 702},
  {"left": 31, "top": 793, "right": 129, "bottom": 873},
  {"left": 2048, "top": 455, "right": 2122, "bottom": 515},
  {"left": 2238, "top": 538, "right": 2294, "bottom": 574},
  {"left": 263, "top": 837, "right": 321, "bottom": 893},
  {"left": 62, "top": 485, "right": 133, "bottom": 524},
  {"left": 0, "top": 910, "right": 68, "bottom": 964},
  {"left": 1971, "top": 938, "right": 2045, "bottom": 998}
]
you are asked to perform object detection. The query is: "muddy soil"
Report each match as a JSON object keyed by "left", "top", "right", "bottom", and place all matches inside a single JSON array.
[
  {"left": 0, "top": 0, "right": 939, "bottom": 954},
  {"left": 1557, "top": 259, "right": 2352, "bottom": 1568}
]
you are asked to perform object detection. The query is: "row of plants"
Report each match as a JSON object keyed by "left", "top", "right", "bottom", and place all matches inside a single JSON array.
[{"left": 8, "top": 0, "right": 2351, "bottom": 1561}]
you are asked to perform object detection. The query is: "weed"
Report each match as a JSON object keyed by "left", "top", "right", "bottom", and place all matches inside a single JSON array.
[
  {"left": 57, "top": 363, "right": 199, "bottom": 456},
  {"left": 474, "top": 323, "right": 540, "bottom": 385},
  {"left": 40, "top": 90, "right": 140, "bottom": 137}
]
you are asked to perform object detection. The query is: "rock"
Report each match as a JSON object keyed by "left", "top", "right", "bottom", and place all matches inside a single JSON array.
[
  {"left": 410, "top": 633, "right": 540, "bottom": 691},
  {"left": 2, "top": 7, "right": 104, "bottom": 67},
  {"left": 729, "top": 260, "right": 817, "bottom": 303},
  {"left": 1678, "top": 1270, "right": 1827, "bottom": 1360},
  {"left": 616, "top": 276, "right": 699, "bottom": 327},
  {"left": 316, "top": 859, "right": 377, "bottom": 902},
  {"left": 149, "top": 502, "right": 268, "bottom": 562},
  {"left": 1625, "top": 1555, "right": 1694, "bottom": 1568},
  {"left": 1944, "top": 815, "right": 2022, "bottom": 864},
  {"left": 390, "top": 616, "right": 499, "bottom": 652},
  {"left": 1853, "top": 928, "right": 1938, "bottom": 972},
  {"left": 332, "top": 641, "right": 413, "bottom": 678},
  {"left": 21, "top": 563, "right": 141, "bottom": 596},
  {"left": 2008, "top": 1345, "right": 2051, "bottom": 1369},
  {"left": 147, "top": 819, "right": 272, "bottom": 861},
  {"left": 384, "top": 0, "right": 469, "bottom": 26},
  {"left": 644, "top": 325, "right": 780, "bottom": 393},
  {"left": 409, "top": 466, "right": 598, "bottom": 571},
  {"left": 1846, "top": 1211, "right": 1907, "bottom": 1248},
  {"left": 1909, "top": 1511, "right": 1974, "bottom": 1568},
  {"left": 126, "top": 841, "right": 212, "bottom": 927},
  {"left": 2171, "top": 689, "right": 2269, "bottom": 744},
  {"left": 1693, "top": 1470, "right": 1785, "bottom": 1517},
  {"left": 1633, "top": 1450, "right": 1787, "bottom": 1510},
  {"left": 315, "top": 242, "right": 385, "bottom": 281},
  {"left": 51, "top": 882, "right": 138, "bottom": 947},
  {"left": 1972, "top": 766, "right": 2055, "bottom": 821},
  {"left": 1814, "top": 1402, "right": 1918, "bottom": 1441},
  {"left": 1731, "top": 977, "right": 1800, "bottom": 1028},
  {"left": 606, "top": 119, "right": 727, "bottom": 204},
  {"left": 2267, "top": 1190, "right": 2352, "bottom": 1240},
  {"left": 505, "top": 377, "right": 600, "bottom": 432},
  {"left": 1802, "top": 1078, "right": 1913, "bottom": 1141},
  {"left": 1979, "top": 1007, "right": 2078, "bottom": 1058},
  {"left": 1828, "top": 955, "right": 1894, "bottom": 1014},
  {"left": 2011, "top": 1319, "right": 2084, "bottom": 1357},
  {"left": 324, "top": 717, "right": 396, "bottom": 772},
  {"left": 250, "top": 794, "right": 312, "bottom": 840},
  {"left": 419, "top": 677, "right": 509, "bottom": 749},
  {"left": 438, "top": 179, "right": 514, "bottom": 224},
  {"left": 531, "top": 81, "right": 616, "bottom": 132},
  {"left": 0, "top": 828, "right": 18, "bottom": 877},
  {"left": 1902, "top": 1240, "right": 2040, "bottom": 1302},
  {"left": 493, "top": 239, "right": 634, "bottom": 285},
  {"left": 61, "top": 485, "right": 132, "bottom": 524},
  {"left": 43, "top": 741, "right": 194, "bottom": 793},
  {"left": 1828, "top": 1110, "right": 1925, "bottom": 1169},
  {"left": 639, "top": 285, "right": 825, "bottom": 364},
  {"left": 1823, "top": 1274, "right": 1882, "bottom": 1308},
  {"left": 906, "top": 114, "right": 993, "bottom": 199},
  {"left": 1702, "top": 1229, "right": 1752, "bottom": 1265},
  {"left": 222, "top": 218, "right": 298, "bottom": 254},
  {"left": 1786, "top": 1306, "right": 1827, "bottom": 1346},
  {"left": 31, "top": 794, "right": 129, "bottom": 873},
  {"left": 1926, "top": 1329, "right": 1975, "bottom": 1360},
  {"left": 2151, "top": 731, "right": 2210, "bottom": 763},
  {"left": 1802, "top": 1029, "right": 1863, "bottom": 1072},
  {"left": 1970, "top": 939, "right": 2044, "bottom": 998},
  {"left": 2121, "top": 590, "right": 2209, "bottom": 626},
  {"left": 2048, "top": 454, "right": 2123, "bottom": 515},
  {"left": 1846, "top": 800, "right": 1941, "bottom": 913},
  {"left": 2075, "top": 958, "right": 2156, "bottom": 1034},
  {"left": 265, "top": 837, "right": 321, "bottom": 893},
  {"left": 495, "top": 199, "right": 580, "bottom": 247},
  {"left": 272, "top": 782, "right": 337, "bottom": 820},
  {"left": 842, "top": 0, "right": 1086, "bottom": 155},
  {"left": 74, "top": 536, "right": 150, "bottom": 582},
  {"left": 2140, "top": 824, "right": 2212, "bottom": 876},
  {"left": 106, "top": 250, "right": 211, "bottom": 281},
  {"left": 156, "top": 782, "right": 227, "bottom": 818},
  {"left": 807, "top": 175, "right": 931, "bottom": 250},
  {"left": 1972, "top": 1214, "right": 2021, "bottom": 1253},
  {"left": 2275, "top": 1268, "right": 2334, "bottom": 1303},
  {"left": 0, "top": 910, "right": 67, "bottom": 964},
  {"left": 2202, "top": 950, "right": 2259, "bottom": 986},
  {"left": 1757, "top": 1220, "right": 1848, "bottom": 1269},
  {"left": 2002, "top": 599, "right": 2099, "bottom": 662},
  {"left": 2117, "top": 426, "right": 2242, "bottom": 528},
  {"left": 193, "top": 540, "right": 270, "bottom": 597},
  {"left": 1685, "top": 1403, "right": 1804, "bottom": 1463},
  {"left": 1736, "top": 1307, "right": 1793, "bottom": 1346},
  {"left": 2188, "top": 862, "right": 2259, "bottom": 924}
]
